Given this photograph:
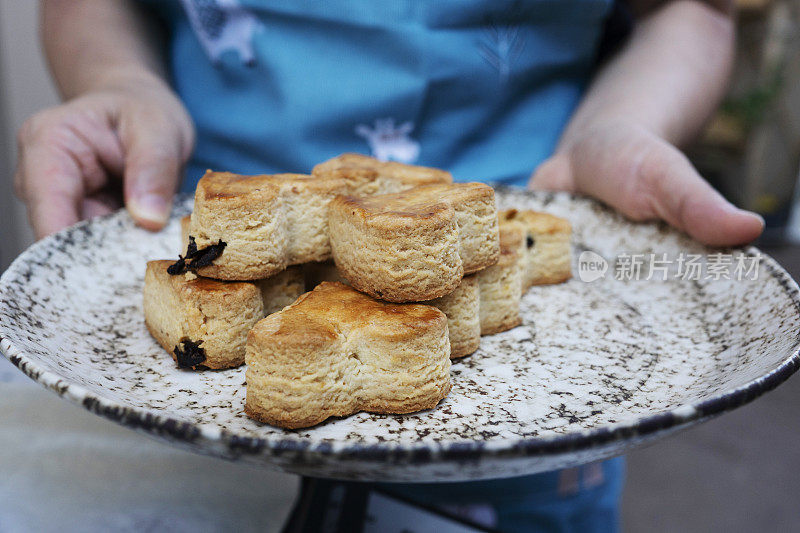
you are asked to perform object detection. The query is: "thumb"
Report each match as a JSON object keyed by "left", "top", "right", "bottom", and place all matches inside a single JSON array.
[
  {"left": 122, "top": 117, "right": 185, "bottom": 231},
  {"left": 528, "top": 153, "right": 575, "bottom": 191},
  {"left": 638, "top": 146, "right": 764, "bottom": 247}
]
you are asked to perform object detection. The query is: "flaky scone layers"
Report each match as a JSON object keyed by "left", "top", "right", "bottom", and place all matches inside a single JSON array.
[
  {"left": 475, "top": 219, "right": 526, "bottom": 335},
  {"left": 328, "top": 183, "right": 500, "bottom": 302},
  {"left": 188, "top": 172, "right": 346, "bottom": 280},
  {"left": 499, "top": 209, "right": 572, "bottom": 287},
  {"left": 180, "top": 215, "right": 304, "bottom": 315},
  {"left": 144, "top": 260, "right": 265, "bottom": 370},
  {"left": 245, "top": 282, "right": 452, "bottom": 429},
  {"left": 428, "top": 219, "right": 526, "bottom": 356},
  {"left": 185, "top": 156, "right": 451, "bottom": 281}
]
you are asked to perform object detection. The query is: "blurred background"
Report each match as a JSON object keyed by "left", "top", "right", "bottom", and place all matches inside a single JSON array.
[
  {"left": 0, "top": 1, "right": 798, "bottom": 532},
  {"left": 0, "top": 1, "right": 49, "bottom": 272}
]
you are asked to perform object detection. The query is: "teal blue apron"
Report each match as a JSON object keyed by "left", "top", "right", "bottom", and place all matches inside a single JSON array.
[
  {"left": 144, "top": 0, "right": 611, "bottom": 188},
  {"left": 140, "top": 1, "right": 623, "bottom": 531}
]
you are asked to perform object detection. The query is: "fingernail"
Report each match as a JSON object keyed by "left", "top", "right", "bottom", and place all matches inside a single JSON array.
[
  {"left": 751, "top": 211, "right": 766, "bottom": 229},
  {"left": 130, "top": 193, "right": 169, "bottom": 225},
  {"left": 735, "top": 207, "right": 765, "bottom": 228}
]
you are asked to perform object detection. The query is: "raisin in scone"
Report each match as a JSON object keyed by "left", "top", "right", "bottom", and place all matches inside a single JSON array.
[
  {"left": 179, "top": 213, "right": 304, "bottom": 314},
  {"left": 245, "top": 282, "right": 451, "bottom": 429},
  {"left": 328, "top": 183, "right": 500, "bottom": 302},
  {"left": 312, "top": 153, "right": 452, "bottom": 196},
  {"left": 143, "top": 260, "right": 264, "bottom": 369},
  {"left": 476, "top": 219, "right": 526, "bottom": 335},
  {"left": 500, "top": 209, "right": 572, "bottom": 287}
]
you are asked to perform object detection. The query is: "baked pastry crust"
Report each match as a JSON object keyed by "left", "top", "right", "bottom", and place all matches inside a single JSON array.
[
  {"left": 500, "top": 209, "right": 572, "bottom": 287},
  {"left": 184, "top": 159, "right": 453, "bottom": 281},
  {"left": 312, "top": 153, "right": 452, "bottom": 195},
  {"left": 328, "top": 183, "right": 500, "bottom": 302},
  {"left": 180, "top": 214, "right": 304, "bottom": 314},
  {"left": 476, "top": 219, "right": 526, "bottom": 335},
  {"left": 427, "top": 275, "right": 481, "bottom": 358},
  {"left": 143, "top": 260, "right": 265, "bottom": 369},
  {"left": 188, "top": 171, "right": 349, "bottom": 280},
  {"left": 427, "top": 220, "right": 525, "bottom": 356},
  {"left": 245, "top": 282, "right": 451, "bottom": 429},
  {"left": 281, "top": 220, "right": 525, "bottom": 359}
]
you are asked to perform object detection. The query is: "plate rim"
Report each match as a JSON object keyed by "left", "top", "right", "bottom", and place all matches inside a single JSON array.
[{"left": 2, "top": 192, "right": 799, "bottom": 465}]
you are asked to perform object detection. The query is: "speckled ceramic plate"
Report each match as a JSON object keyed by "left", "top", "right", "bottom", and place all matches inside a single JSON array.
[{"left": 1, "top": 189, "right": 799, "bottom": 482}]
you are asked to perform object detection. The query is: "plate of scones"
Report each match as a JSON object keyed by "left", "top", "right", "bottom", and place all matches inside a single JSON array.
[{"left": 2, "top": 153, "right": 800, "bottom": 481}]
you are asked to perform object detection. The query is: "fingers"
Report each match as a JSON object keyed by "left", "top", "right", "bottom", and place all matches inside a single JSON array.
[
  {"left": 15, "top": 104, "right": 126, "bottom": 239},
  {"left": 638, "top": 145, "right": 764, "bottom": 247},
  {"left": 15, "top": 133, "right": 83, "bottom": 240},
  {"left": 528, "top": 154, "right": 574, "bottom": 191},
  {"left": 562, "top": 126, "right": 763, "bottom": 247},
  {"left": 119, "top": 112, "right": 187, "bottom": 231}
]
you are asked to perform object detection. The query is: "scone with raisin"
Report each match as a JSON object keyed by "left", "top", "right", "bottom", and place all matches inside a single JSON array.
[
  {"left": 328, "top": 183, "right": 500, "bottom": 302},
  {"left": 185, "top": 171, "right": 349, "bottom": 280},
  {"left": 179, "top": 158, "right": 451, "bottom": 281},
  {"left": 500, "top": 209, "right": 572, "bottom": 287},
  {"left": 245, "top": 282, "right": 451, "bottom": 429},
  {"left": 179, "top": 214, "right": 304, "bottom": 314},
  {"left": 143, "top": 260, "right": 264, "bottom": 369}
]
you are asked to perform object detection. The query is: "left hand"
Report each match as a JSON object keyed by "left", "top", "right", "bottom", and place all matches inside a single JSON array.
[{"left": 528, "top": 121, "right": 764, "bottom": 247}]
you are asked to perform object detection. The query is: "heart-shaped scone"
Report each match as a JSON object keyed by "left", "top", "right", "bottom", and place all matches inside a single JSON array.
[
  {"left": 245, "top": 282, "right": 452, "bottom": 429},
  {"left": 328, "top": 183, "right": 500, "bottom": 302}
]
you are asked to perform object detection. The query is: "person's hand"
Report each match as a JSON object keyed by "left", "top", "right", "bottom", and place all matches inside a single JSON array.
[
  {"left": 529, "top": 121, "right": 764, "bottom": 247},
  {"left": 14, "top": 71, "right": 194, "bottom": 239}
]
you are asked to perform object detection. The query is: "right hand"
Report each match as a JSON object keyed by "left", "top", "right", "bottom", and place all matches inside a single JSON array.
[{"left": 14, "top": 71, "right": 195, "bottom": 239}]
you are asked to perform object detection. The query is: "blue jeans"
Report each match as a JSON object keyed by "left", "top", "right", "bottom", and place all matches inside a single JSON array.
[{"left": 378, "top": 458, "right": 625, "bottom": 533}]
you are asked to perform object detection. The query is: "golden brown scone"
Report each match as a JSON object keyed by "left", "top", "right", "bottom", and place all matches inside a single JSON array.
[
  {"left": 476, "top": 220, "right": 525, "bottom": 335},
  {"left": 185, "top": 171, "right": 349, "bottom": 280},
  {"left": 427, "top": 275, "right": 481, "bottom": 358},
  {"left": 298, "top": 260, "right": 481, "bottom": 358},
  {"left": 180, "top": 215, "right": 304, "bottom": 314},
  {"left": 499, "top": 209, "right": 572, "bottom": 287},
  {"left": 328, "top": 183, "right": 500, "bottom": 302},
  {"left": 143, "top": 260, "right": 264, "bottom": 369},
  {"left": 245, "top": 282, "right": 451, "bottom": 429},
  {"left": 312, "top": 153, "right": 452, "bottom": 195},
  {"left": 181, "top": 162, "right": 451, "bottom": 281},
  {"left": 302, "top": 255, "right": 519, "bottom": 358}
]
